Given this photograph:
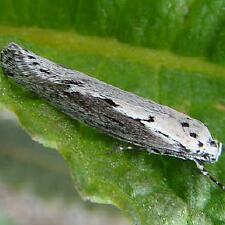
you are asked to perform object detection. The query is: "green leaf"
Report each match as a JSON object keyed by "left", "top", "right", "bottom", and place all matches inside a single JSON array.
[{"left": 0, "top": 1, "right": 225, "bottom": 224}]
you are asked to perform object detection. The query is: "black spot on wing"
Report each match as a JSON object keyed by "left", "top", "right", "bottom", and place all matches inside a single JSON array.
[
  {"left": 102, "top": 98, "right": 119, "bottom": 107},
  {"left": 210, "top": 140, "right": 217, "bottom": 147},
  {"left": 198, "top": 141, "right": 204, "bottom": 147},
  {"left": 156, "top": 131, "right": 169, "bottom": 138},
  {"left": 190, "top": 132, "right": 197, "bottom": 138},
  {"left": 181, "top": 122, "right": 189, "bottom": 127},
  {"left": 40, "top": 68, "right": 50, "bottom": 74},
  {"left": 32, "top": 61, "right": 40, "bottom": 66},
  {"left": 141, "top": 115, "right": 155, "bottom": 122},
  {"left": 147, "top": 116, "right": 155, "bottom": 122},
  {"left": 28, "top": 55, "right": 36, "bottom": 59},
  {"left": 133, "top": 115, "right": 155, "bottom": 125}
]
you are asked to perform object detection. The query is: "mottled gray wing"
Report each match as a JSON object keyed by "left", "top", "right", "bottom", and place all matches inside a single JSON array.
[{"left": 0, "top": 43, "right": 220, "bottom": 162}]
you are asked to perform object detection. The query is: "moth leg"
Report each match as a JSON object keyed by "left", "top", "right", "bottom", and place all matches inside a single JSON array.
[
  {"left": 106, "top": 144, "right": 135, "bottom": 155},
  {"left": 113, "top": 144, "right": 143, "bottom": 152},
  {"left": 117, "top": 145, "right": 134, "bottom": 151},
  {"left": 194, "top": 159, "right": 225, "bottom": 191}
]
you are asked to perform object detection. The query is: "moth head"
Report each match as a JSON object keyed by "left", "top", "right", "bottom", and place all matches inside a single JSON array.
[
  {"left": 202, "top": 140, "right": 223, "bottom": 163},
  {"left": 157, "top": 111, "right": 223, "bottom": 163},
  {"left": 171, "top": 113, "right": 223, "bottom": 163},
  {"left": 184, "top": 123, "right": 222, "bottom": 163}
]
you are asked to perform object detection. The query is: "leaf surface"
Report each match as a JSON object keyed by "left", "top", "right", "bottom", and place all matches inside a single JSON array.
[{"left": 0, "top": 1, "right": 225, "bottom": 224}]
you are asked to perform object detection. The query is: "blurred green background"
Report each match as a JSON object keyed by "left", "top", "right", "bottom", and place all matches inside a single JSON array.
[
  {"left": 0, "top": 1, "right": 225, "bottom": 225},
  {"left": 0, "top": 110, "right": 130, "bottom": 225}
]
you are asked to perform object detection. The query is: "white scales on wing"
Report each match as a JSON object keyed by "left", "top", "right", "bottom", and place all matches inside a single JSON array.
[{"left": 113, "top": 100, "right": 222, "bottom": 161}]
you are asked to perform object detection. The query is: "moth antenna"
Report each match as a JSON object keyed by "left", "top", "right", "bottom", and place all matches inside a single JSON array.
[{"left": 194, "top": 159, "right": 225, "bottom": 191}]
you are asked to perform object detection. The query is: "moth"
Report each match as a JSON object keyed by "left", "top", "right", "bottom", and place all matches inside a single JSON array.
[{"left": 0, "top": 43, "right": 224, "bottom": 190}]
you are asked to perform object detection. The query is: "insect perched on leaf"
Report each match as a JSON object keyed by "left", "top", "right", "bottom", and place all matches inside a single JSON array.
[{"left": 0, "top": 43, "right": 224, "bottom": 190}]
